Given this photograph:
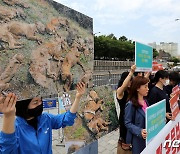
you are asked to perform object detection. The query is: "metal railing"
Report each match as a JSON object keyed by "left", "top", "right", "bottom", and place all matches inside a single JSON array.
[
  {"left": 93, "top": 60, "right": 133, "bottom": 71},
  {"left": 92, "top": 60, "right": 132, "bottom": 89},
  {"left": 93, "top": 72, "right": 123, "bottom": 90}
]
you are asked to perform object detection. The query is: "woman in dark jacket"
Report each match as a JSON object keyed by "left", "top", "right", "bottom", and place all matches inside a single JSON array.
[{"left": 125, "top": 76, "right": 149, "bottom": 154}]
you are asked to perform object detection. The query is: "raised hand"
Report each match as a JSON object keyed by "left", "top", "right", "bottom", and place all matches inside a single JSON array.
[
  {"left": 76, "top": 82, "right": 86, "bottom": 99},
  {"left": 130, "top": 64, "right": 136, "bottom": 73},
  {"left": 0, "top": 93, "right": 17, "bottom": 117},
  {"left": 70, "top": 82, "right": 86, "bottom": 113}
]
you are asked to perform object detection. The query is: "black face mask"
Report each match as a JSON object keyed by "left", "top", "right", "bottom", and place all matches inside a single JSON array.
[{"left": 27, "top": 103, "right": 43, "bottom": 118}]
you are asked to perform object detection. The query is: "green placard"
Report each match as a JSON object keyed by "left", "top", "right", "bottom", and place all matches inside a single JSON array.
[
  {"left": 146, "top": 99, "right": 166, "bottom": 145},
  {"left": 135, "top": 42, "right": 153, "bottom": 71}
]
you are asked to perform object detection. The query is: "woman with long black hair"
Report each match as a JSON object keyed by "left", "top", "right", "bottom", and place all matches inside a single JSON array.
[{"left": 116, "top": 64, "right": 136, "bottom": 151}]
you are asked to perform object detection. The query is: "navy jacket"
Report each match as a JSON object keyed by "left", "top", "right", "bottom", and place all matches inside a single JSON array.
[{"left": 124, "top": 101, "right": 148, "bottom": 154}]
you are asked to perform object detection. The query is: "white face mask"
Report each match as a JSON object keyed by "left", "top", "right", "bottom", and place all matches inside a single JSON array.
[{"left": 164, "top": 79, "right": 169, "bottom": 86}]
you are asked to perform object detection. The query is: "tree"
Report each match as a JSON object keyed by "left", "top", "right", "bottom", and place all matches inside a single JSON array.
[
  {"left": 169, "top": 57, "right": 180, "bottom": 65},
  {"left": 119, "top": 36, "right": 128, "bottom": 42},
  {"left": 94, "top": 34, "right": 134, "bottom": 60},
  {"left": 153, "top": 48, "right": 159, "bottom": 58},
  {"left": 107, "top": 33, "right": 117, "bottom": 40}
]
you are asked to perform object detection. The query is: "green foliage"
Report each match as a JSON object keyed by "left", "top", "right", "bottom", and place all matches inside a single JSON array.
[
  {"left": 119, "top": 36, "right": 128, "bottom": 42},
  {"left": 108, "top": 101, "right": 118, "bottom": 130},
  {"left": 72, "top": 126, "right": 86, "bottom": 139},
  {"left": 169, "top": 57, "right": 180, "bottom": 65},
  {"left": 94, "top": 34, "right": 135, "bottom": 60},
  {"left": 105, "top": 100, "right": 118, "bottom": 130},
  {"left": 153, "top": 48, "right": 159, "bottom": 58}
]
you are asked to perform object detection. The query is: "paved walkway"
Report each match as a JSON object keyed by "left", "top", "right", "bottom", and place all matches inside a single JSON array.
[
  {"left": 0, "top": 116, "right": 119, "bottom": 154},
  {"left": 52, "top": 128, "right": 119, "bottom": 154},
  {"left": 98, "top": 128, "right": 118, "bottom": 154}
]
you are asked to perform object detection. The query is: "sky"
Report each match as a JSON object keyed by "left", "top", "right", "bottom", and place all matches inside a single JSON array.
[{"left": 54, "top": 0, "right": 180, "bottom": 55}]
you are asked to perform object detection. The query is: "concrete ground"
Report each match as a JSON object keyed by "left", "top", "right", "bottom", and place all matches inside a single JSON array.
[{"left": 51, "top": 128, "right": 118, "bottom": 154}]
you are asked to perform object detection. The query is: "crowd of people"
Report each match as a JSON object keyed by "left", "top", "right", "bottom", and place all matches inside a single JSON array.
[{"left": 116, "top": 65, "right": 180, "bottom": 154}]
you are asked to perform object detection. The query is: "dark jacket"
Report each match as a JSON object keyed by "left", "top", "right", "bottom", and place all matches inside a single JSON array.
[{"left": 124, "top": 101, "right": 148, "bottom": 154}]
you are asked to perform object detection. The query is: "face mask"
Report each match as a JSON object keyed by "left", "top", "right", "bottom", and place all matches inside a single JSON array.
[
  {"left": 27, "top": 103, "right": 43, "bottom": 118},
  {"left": 164, "top": 79, "right": 169, "bottom": 86}
]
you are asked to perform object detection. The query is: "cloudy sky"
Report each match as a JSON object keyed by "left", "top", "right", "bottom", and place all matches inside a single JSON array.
[{"left": 55, "top": 0, "right": 180, "bottom": 55}]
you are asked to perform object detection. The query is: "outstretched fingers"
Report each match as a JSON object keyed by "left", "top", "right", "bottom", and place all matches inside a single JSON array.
[
  {"left": 1, "top": 93, "right": 17, "bottom": 115},
  {"left": 76, "top": 82, "right": 86, "bottom": 97},
  {"left": 77, "top": 82, "right": 85, "bottom": 90}
]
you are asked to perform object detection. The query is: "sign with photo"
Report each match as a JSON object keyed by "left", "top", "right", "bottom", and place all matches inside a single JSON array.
[
  {"left": 0, "top": 0, "right": 93, "bottom": 100},
  {"left": 62, "top": 86, "right": 118, "bottom": 153}
]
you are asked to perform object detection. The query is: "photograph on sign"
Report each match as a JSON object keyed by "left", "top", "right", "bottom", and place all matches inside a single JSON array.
[
  {"left": 0, "top": 0, "right": 93, "bottom": 100},
  {"left": 61, "top": 86, "right": 118, "bottom": 151}
]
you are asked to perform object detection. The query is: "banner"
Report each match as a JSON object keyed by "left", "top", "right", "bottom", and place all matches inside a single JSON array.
[
  {"left": 141, "top": 114, "right": 180, "bottom": 154},
  {"left": 135, "top": 42, "right": 153, "bottom": 72},
  {"left": 43, "top": 98, "right": 57, "bottom": 109},
  {"left": 170, "top": 94, "right": 180, "bottom": 120},
  {"left": 152, "top": 61, "right": 163, "bottom": 73},
  {"left": 146, "top": 99, "right": 166, "bottom": 145},
  {"left": 172, "top": 85, "right": 180, "bottom": 96}
]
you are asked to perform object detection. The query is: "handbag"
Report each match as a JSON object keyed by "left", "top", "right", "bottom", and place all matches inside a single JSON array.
[{"left": 117, "top": 139, "right": 132, "bottom": 154}]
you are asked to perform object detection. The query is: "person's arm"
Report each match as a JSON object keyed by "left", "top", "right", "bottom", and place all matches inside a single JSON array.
[
  {"left": 0, "top": 93, "right": 19, "bottom": 154},
  {"left": 144, "top": 72, "right": 150, "bottom": 79},
  {"left": 116, "top": 65, "right": 136, "bottom": 99},
  {"left": 49, "top": 82, "right": 86, "bottom": 129},
  {"left": 70, "top": 82, "right": 86, "bottom": 113},
  {"left": 0, "top": 93, "right": 17, "bottom": 134}
]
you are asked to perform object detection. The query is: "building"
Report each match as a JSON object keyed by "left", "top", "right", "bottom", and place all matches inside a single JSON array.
[{"left": 148, "top": 42, "right": 178, "bottom": 57}]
